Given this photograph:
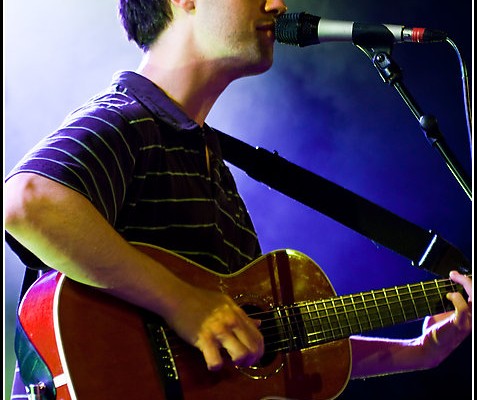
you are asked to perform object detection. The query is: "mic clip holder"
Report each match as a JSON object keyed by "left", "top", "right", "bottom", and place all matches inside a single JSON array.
[{"left": 356, "top": 44, "right": 472, "bottom": 200}]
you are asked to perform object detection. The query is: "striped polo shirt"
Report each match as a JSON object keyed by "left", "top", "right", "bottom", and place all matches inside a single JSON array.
[{"left": 7, "top": 71, "right": 261, "bottom": 274}]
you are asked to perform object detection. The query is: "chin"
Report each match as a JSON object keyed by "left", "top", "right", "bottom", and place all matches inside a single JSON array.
[
  {"left": 246, "top": 50, "right": 274, "bottom": 76},
  {"left": 228, "top": 46, "right": 274, "bottom": 79}
]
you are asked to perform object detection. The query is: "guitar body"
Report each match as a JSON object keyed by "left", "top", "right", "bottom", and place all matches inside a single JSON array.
[{"left": 18, "top": 244, "right": 351, "bottom": 400}]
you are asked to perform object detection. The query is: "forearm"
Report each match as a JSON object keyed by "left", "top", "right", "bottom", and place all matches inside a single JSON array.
[
  {"left": 4, "top": 173, "right": 188, "bottom": 320},
  {"left": 349, "top": 335, "right": 427, "bottom": 378},
  {"left": 350, "top": 308, "right": 471, "bottom": 379},
  {"left": 350, "top": 271, "right": 472, "bottom": 379}
]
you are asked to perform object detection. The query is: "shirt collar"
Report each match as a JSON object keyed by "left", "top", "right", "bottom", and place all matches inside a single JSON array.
[{"left": 111, "top": 70, "right": 200, "bottom": 132}]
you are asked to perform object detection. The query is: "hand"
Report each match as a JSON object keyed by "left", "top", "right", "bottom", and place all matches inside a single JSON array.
[
  {"left": 164, "top": 284, "right": 264, "bottom": 371},
  {"left": 420, "top": 271, "right": 472, "bottom": 365}
]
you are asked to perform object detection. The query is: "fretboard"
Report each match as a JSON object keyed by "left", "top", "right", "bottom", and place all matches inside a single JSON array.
[{"left": 266, "top": 276, "right": 465, "bottom": 353}]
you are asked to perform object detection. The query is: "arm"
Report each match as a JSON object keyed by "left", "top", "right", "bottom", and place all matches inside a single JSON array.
[
  {"left": 4, "top": 172, "right": 264, "bottom": 371},
  {"left": 350, "top": 271, "right": 472, "bottom": 378}
]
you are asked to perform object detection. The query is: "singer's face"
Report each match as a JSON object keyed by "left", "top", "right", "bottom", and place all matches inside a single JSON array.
[{"left": 194, "top": 0, "right": 287, "bottom": 77}]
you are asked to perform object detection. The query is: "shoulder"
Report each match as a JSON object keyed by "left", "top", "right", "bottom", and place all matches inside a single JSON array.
[
  {"left": 56, "top": 89, "right": 159, "bottom": 148},
  {"left": 69, "top": 88, "right": 154, "bottom": 128}
]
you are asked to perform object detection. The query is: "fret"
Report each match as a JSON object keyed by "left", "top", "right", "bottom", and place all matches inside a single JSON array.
[
  {"left": 420, "top": 281, "right": 433, "bottom": 315},
  {"left": 298, "top": 299, "right": 342, "bottom": 347},
  {"left": 401, "top": 284, "right": 416, "bottom": 319},
  {"left": 283, "top": 305, "right": 300, "bottom": 351},
  {"left": 419, "top": 280, "right": 450, "bottom": 315},
  {"left": 322, "top": 299, "right": 338, "bottom": 340},
  {"left": 340, "top": 297, "right": 353, "bottom": 335},
  {"left": 387, "top": 289, "right": 402, "bottom": 324},
  {"left": 340, "top": 295, "right": 361, "bottom": 335},
  {"left": 393, "top": 287, "right": 407, "bottom": 321},
  {"left": 305, "top": 303, "right": 321, "bottom": 343},
  {"left": 378, "top": 293, "right": 390, "bottom": 327},
  {"left": 272, "top": 276, "right": 466, "bottom": 353},
  {"left": 348, "top": 295, "right": 364, "bottom": 332},
  {"left": 303, "top": 302, "right": 318, "bottom": 341},
  {"left": 410, "top": 282, "right": 437, "bottom": 319},
  {"left": 405, "top": 284, "right": 419, "bottom": 319},
  {"left": 300, "top": 302, "right": 322, "bottom": 346},
  {"left": 383, "top": 290, "right": 395, "bottom": 324},
  {"left": 372, "top": 290, "right": 388, "bottom": 328},
  {"left": 415, "top": 280, "right": 448, "bottom": 317},
  {"left": 359, "top": 292, "right": 374, "bottom": 331},
  {"left": 313, "top": 301, "right": 332, "bottom": 341},
  {"left": 291, "top": 304, "right": 307, "bottom": 349},
  {"left": 278, "top": 304, "right": 311, "bottom": 351},
  {"left": 366, "top": 290, "right": 387, "bottom": 329},
  {"left": 371, "top": 290, "right": 384, "bottom": 326},
  {"left": 329, "top": 298, "right": 345, "bottom": 338},
  {"left": 435, "top": 280, "right": 449, "bottom": 313},
  {"left": 313, "top": 301, "right": 329, "bottom": 344},
  {"left": 276, "top": 306, "right": 294, "bottom": 350},
  {"left": 394, "top": 286, "right": 409, "bottom": 321}
]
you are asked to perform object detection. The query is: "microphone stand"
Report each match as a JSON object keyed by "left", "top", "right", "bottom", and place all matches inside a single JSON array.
[{"left": 356, "top": 43, "right": 472, "bottom": 200}]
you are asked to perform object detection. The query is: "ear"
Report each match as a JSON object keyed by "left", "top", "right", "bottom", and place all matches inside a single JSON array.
[{"left": 170, "top": 0, "right": 195, "bottom": 12}]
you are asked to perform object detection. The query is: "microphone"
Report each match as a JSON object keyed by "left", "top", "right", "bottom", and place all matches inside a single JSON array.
[{"left": 275, "top": 12, "right": 448, "bottom": 47}]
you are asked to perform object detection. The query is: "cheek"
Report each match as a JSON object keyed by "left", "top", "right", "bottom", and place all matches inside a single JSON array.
[
  {"left": 194, "top": 8, "right": 259, "bottom": 59},
  {"left": 195, "top": 11, "right": 232, "bottom": 47},
  {"left": 201, "top": 6, "right": 254, "bottom": 41}
]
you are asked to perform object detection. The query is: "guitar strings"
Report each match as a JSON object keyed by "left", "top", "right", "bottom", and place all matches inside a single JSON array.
[
  {"left": 157, "top": 277, "right": 463, "bottom": 358},
  {"left": 258, "top": 278, "right": 457, "bottom": 349},
  {"left": 162, "top": 278, "right": 456, "bottom": 348},
  {"left": 164, "top": 287, "right": 450, "bottom": 355}
]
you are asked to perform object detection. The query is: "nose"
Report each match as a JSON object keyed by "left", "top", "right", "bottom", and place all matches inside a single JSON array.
[{"left": 265, "top": 0, "right": 288, "bottom": 16}]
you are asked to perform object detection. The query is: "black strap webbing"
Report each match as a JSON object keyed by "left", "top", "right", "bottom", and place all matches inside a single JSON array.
[{"left": 216, "top": 129, "right": 470, "bottom": 276}]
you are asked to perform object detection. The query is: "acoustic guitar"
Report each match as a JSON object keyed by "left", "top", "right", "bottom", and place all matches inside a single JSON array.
[{"left": 16, "top": 243, "right": 464, "bottom": 400}]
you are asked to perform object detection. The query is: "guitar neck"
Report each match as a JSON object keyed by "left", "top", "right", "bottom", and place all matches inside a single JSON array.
[{"left": 266, "top": 276, "right": 466, "bottom": 353}]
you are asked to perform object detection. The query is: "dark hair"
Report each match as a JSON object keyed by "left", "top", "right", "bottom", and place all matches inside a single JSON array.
[{"left": 118, "top": 0, "right": 173, "bottom": 51}]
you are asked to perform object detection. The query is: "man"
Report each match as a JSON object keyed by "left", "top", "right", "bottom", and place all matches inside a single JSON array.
[{"left": 5, "top": 0, "right": 472, "bottom": 398}]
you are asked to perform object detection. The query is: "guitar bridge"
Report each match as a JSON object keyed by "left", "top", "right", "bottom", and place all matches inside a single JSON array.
[{"left": 145, "top": 319, "right": 184, "bottom": 400}]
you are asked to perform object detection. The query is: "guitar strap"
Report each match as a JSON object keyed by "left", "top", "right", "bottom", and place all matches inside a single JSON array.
[
  {"left": 5, "top": 129, "right": 470, "bottom": 285},
  {"left": 215, "top": 129, "right": 471, "bottom": 277}
]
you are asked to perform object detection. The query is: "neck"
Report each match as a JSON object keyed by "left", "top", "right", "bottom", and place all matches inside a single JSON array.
[{"left": 136, "top": 42, "right": 237, "bottom": 127}]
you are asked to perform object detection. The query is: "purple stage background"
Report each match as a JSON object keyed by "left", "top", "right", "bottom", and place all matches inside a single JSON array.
[{"left": 4, "top": 1, "right": 472, "bottom": 398}]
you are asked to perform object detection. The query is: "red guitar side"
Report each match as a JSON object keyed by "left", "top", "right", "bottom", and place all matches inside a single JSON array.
[{"left": 17, "top": 243, "right": 459, "bottom": 400}]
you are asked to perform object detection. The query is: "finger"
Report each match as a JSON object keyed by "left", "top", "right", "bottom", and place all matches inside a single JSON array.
[
  {"left": 197, "top": 322, "right": 260, "bottom": 370},
  {"left": 227, "top": 306, "right": 264, "bottom": 364},
  {"left": 251, "top": 318, "right": 262, "bottom": 328},
  {"left": 196, "top": 334, "right": 224, "bottom": 371},
  {"left": 446, "top": 291, "right": 468, "bottom": 311},
  {"left": 219, "top": 332, "right": 254, "bottom": 367},
  {"left": 203, "top": 347, "right": 224, "bottom": 371},
  {"left": 232, "top": 320, "right": 264, "bottom": 362},
  {"left": 449, "top": 271, "right": 472, "bottom": 301},
  {"left": 216, "top": 314, "right": 264, "bottom": 367},
  {"left": 446, "top": 292, "right": 472, "bottom": 330}
]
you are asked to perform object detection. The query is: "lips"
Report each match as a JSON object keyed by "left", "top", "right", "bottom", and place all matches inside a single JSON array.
[{"left": 256, "top": 21, "right": 275, "bottom": 40}]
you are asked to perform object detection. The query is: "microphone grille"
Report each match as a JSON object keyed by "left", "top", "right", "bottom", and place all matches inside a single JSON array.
[{"left": 275, "top": 12, "right": 321, "bottom": 47}]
